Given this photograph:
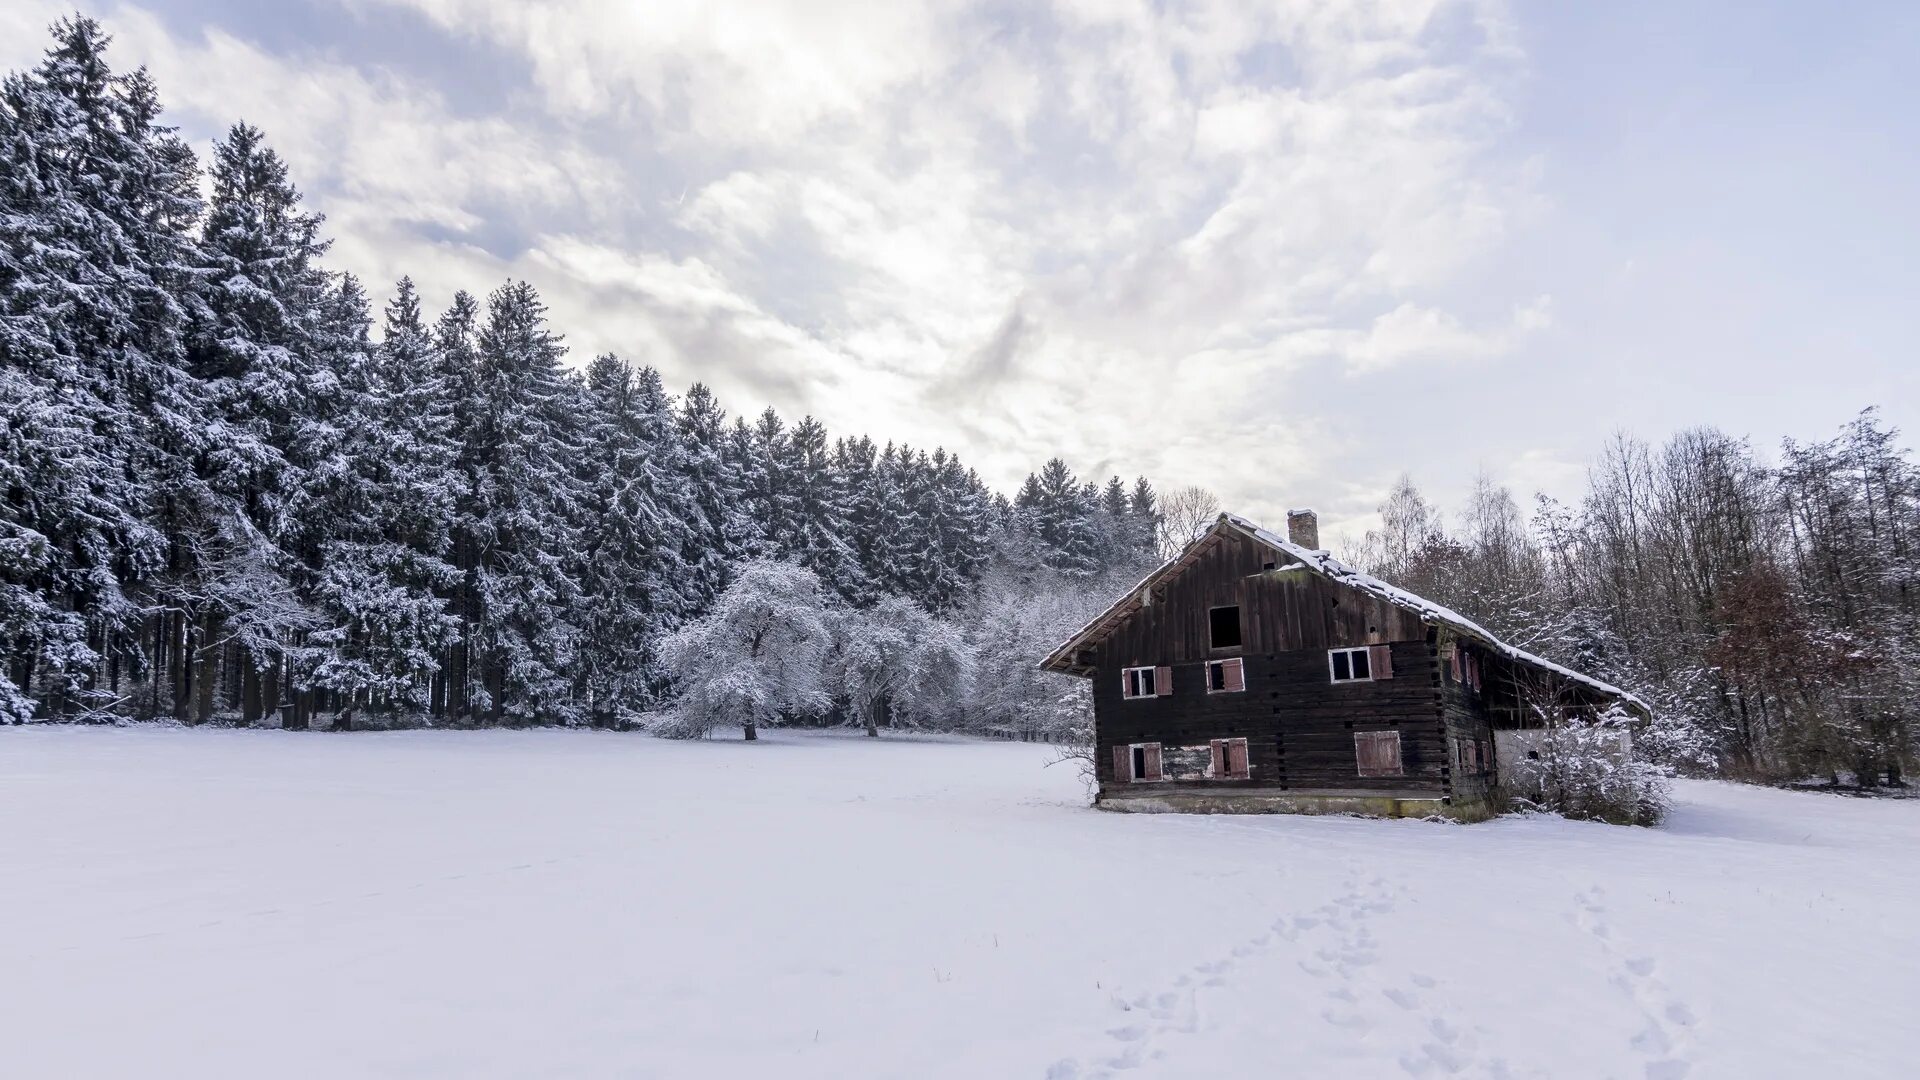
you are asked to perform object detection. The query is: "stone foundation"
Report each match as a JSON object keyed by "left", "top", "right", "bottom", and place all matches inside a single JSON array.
[{"left": 1096, "top": 785, "right": 1494, "bottom": 822}]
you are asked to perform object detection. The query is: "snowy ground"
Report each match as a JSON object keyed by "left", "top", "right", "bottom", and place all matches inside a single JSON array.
[{"left": 2, "top": 728, "right": 1916, "bottom": 1079}]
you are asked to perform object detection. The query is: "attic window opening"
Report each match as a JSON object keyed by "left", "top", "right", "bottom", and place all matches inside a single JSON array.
[{"left": 1209, "top": 605, "right": 1242, "bottom": 649}]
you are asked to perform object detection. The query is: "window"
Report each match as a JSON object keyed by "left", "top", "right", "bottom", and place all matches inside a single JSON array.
[
  {"left": 1354, "top": 730, "right": 1403, "bottom": 778},
  {"left": 1206, "top": 657, "right": 1246, "bottom": 694},
  {"left": 1456, "top": 737, "right": 1487, "bottom": 774},
  {"left": 1113, "top": 743, "right": 1163, "bottom": 782},
  {"left": 1328, "top": 646, "right": 1372, "bottom": 683},
  {"left": 1451, "top": 647, "right": 1481, "bottom": 693},
  {"left": 1211, "top": 737, "right": 1250, "bottom": 780},
  {"left": 1208, "top": 605, "right": 1242, "bottom": 649},
  {"left": 1121, "top": 665, "right": 1170, "bottom": 700}
]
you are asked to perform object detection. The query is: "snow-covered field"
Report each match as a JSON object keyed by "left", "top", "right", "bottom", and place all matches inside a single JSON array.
[{"left": 2, "top": 728, "right": 1915, "bottom": 1079}]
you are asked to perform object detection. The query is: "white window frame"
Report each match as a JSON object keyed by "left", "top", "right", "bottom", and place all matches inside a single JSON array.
[
  {"left": 1328, "top": 646, "right": 1373, "bottom": 683},
  {"left": 1205, "top": 657, "right": 1245, "bottom": 694},
  {"left": 1120, "top": 665, "right": 1158, "bottom": 700}
]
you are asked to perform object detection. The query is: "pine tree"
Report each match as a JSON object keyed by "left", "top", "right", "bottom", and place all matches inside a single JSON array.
[
  {"left": 1016, "top": 458, "right": 1100, "bottom": 577},
  {"left": 181, "top": 119, "right": 336, "bottom": 724},
  {"left": 434, "top": 289, "right": 482, "bottom": 721},
  {"left": 834, "top": 435, "right": 889, "bottom": 601},
  {"left": 0, "top": 18, "right": 199, "bottom": 719},
  {"left": 574, "top": 355, "right": 694, "bottom": 724},
  {"left": 302, "top": 277, "right": 460, "bottom": 727},
  {"left": 466, "top": 280, "right": 587, "bottom": 725},
  {"left": 735, "top": 408, "right": 795, "bottom": 552},
  {"left": 674, "top": 382, "right": 756, "bottom": 610},
  {"left": 1129, "top": 477, "right": 1162, "bottom": 564},
  {"left": 780, "top": 415, "right": 865, "bottom": 598}
]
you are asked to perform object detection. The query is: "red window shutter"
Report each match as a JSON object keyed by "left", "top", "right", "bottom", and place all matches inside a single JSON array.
[
  {"left": 1144, "top": 743, "right": 1163, "bottom": 780},
  {"left": 1113, "top": 745, "right": 1130, "bottom": 781},
  {"left": 1368, "top": 644, "right": 1393, "bottom": 680},
  {"left": 1120, "top": 671, "right": 1133, "bottom": 699},
  {"left": 1225, "top": 657, "right": 1245, "bottom": 692},
  {"left": 1228, "top": 739, "right": 1249, "bottom": 779},
  {"left": 1155, "top": 665, "right": 1173, "bottom": 696},
  {"left": 1210, "top": 739, "right": 1226, "bottom": 777}
]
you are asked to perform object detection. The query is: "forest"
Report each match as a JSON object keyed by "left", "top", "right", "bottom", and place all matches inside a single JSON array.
[
  {"left": 0, "top": 18, "right": 1162, "bottom": 738},
  {"left": 3, "top": 18, "right": 1914, "bottom": 787}
]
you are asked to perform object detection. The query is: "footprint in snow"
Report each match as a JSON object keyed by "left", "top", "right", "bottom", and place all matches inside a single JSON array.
[{"left": 1572, "top": 886, "right": 1699, "bottom": 1080}]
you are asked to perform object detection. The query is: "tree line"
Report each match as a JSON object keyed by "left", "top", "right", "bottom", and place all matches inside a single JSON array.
[
  {"left": 0, "top": 17, "right": 1162, "bottom": 731},
  {"left": 1353, "top": 412, "right": 1917, "bottom": 786},
  {"left": 10, "top": 17, "right": 1911, "bottom": 787}
]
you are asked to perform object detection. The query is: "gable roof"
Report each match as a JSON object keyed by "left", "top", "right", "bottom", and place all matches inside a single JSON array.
[{"left": 1041, "top": 512, "right": 1646, "bottom": 712}]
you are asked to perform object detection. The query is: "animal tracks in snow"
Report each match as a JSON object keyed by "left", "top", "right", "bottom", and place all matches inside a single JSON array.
[
  {"left": 1574, "top": 886, "right": 1700, "bottom": 1080},
  {"left": 1049, "top": 871, "right": 1508, "bottom": 1080}
]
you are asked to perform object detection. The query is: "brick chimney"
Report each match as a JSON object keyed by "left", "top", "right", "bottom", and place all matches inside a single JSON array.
[{"left": 1286, "top": 508, "right": 1320, "bottom": 550}]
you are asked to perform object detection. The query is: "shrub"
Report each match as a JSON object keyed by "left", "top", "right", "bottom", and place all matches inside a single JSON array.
[{"left": 1503, "top": 709, "right": 1672, "bottom": 826}]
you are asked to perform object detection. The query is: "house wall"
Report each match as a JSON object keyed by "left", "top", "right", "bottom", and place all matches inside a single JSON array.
[
  {"left": 1097, "top": 533, "right": 1428, "bottom": 664},
  {"left": 1090, "top": 535, "right": 1455, "bottom": 800},
  {"left": 1494, "top": 728, "right": 1633, "bottom": 791},
  {"left": 1438, "top": 633, "right": 1500, "bottom": 816}
]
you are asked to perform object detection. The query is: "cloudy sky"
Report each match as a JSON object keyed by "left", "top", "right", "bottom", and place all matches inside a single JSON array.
[{"left": 6, "top": 1, "right": 1916, "bottom": 538}]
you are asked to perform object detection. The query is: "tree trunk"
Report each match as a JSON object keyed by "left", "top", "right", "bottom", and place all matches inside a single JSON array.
[
  {"left": 171, "top": 610, "right": 193, "bottom": 722},
  {"left": 744, "top": 719, "right": 758, "bottom": 741},
  {"left": 193, "top": 611, "right": 219, "bottom": 725},
  {"left": 264, "top": 654, "right": 282, "bottom": 728},
  {"left": 241, "top": 657, "right": 262, "bottom": 726},
  {"left": 286, "top": 680, "right": 310, "bottom": 732},
  {"left": 487, "top": 660, "right": 505, "bottom": 726},
  {"left": 147, "top": 612, "right": 164, "bottom": 721}
]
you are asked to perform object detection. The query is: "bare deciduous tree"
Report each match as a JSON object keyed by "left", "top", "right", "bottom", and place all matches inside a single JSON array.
[{"left": 1156, "top": 486, "right": 1220, "bottom": 559}]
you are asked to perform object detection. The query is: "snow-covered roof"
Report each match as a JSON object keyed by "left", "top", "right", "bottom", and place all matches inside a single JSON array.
[{"left": 1042, "top": 513, "right": 1646, "bottom": 712}]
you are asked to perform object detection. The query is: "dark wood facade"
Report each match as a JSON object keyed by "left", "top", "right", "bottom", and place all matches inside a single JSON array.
[{"left": 1049, "top": 514, "right": 1639, "bottom": 819}]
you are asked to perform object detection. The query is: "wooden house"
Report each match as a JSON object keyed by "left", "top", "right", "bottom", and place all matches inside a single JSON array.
[{"left": 1041, "top": 512, "right": 1644, "bottom": 820}]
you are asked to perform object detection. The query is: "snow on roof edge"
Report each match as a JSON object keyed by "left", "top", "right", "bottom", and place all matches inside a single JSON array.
[{"left": 1218, "top": 514, "right": 1647, "bottom": 712}]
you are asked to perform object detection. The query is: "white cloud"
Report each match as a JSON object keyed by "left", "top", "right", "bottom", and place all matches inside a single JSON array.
[
  {"left": 6, "top": 0, "right": 1550, "bottom": 519},
  {"left": 1344, "top": 295, "right": 1552, "bottom": 373}
]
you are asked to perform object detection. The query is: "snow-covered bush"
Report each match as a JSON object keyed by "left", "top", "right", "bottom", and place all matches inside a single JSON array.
[
  {"left": 655, "top": 561, "right": 833, "bottom": 740},
  {"left": 1503, "top": 707, "right": 1672, "bottom": 826},
  {"left": 826, "top": 597, "right": 975, "bottom": 735}
]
